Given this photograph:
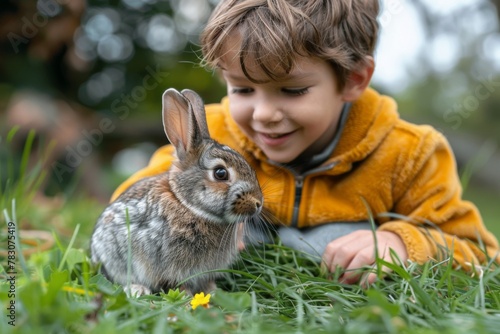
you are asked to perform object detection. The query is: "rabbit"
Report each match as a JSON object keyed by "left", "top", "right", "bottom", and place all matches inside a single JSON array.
[{"left": 90, "top": 88, "right": 263, "bottom": 296}]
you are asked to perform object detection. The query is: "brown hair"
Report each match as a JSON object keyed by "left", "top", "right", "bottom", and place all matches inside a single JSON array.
[{"left": 200, "top": 0, "right": 379, "bottom": 90}]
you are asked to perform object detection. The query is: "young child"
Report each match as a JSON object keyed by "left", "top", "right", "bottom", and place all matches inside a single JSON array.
[{"left": 111, "top": 0, "right": 499, "bottom": 284}]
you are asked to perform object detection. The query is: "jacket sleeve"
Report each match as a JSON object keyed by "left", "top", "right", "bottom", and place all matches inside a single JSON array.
[
  {"left": 110, "top": 144, "right": 176, "bottom": 202},
  {"left": 378, "top": 129, "right": 499, "bottom": 268}
]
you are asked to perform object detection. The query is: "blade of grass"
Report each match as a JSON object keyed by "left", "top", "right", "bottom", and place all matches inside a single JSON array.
[
  {"left": 57, "top": 224, "right": 81, "bottom": 272},
  {"left": 117, "top": 307, "right": 172, "bottom": 330},
  {"left": 6, "top": 125, "right": 20, "bottom": 143},
  {"left": 359, "top": 197, "right": 386, "bottom": 282},
  {"left": 460, "top": 140, "right": 496, "bottom": 191},
  {"left": 19, "top": 129, "right": 36, "bottom": 188},
  {"left": 376, "top": 257, "right": 441, "bottom": 315},
  {"left": 3, "top": 127, "right": 20, "bottom": 200},
  {"left": 475, "top": 267, "right": 486, "bottom": 311}
]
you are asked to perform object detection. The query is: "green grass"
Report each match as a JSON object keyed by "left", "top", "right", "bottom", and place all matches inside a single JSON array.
[
  {"left": 1, "top": 129, "right": 499, "bottom": 333},
  {"left": 463, "top": 184, "right": 500, "bottom": 239},
  {"left": 1, "top": 212, "right": 499, "bottom": 334},
  {"left": 459, "top": 138, "right": 500, "bottom": 240}
]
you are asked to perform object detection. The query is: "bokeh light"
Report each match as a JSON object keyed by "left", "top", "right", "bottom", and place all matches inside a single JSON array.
[
  {"left": 97, "top": 34, "right": 134, "bottom": 62},
  {"left": 83, "top": 10, "right": 119, "bottom": 42},
  {"left": 174, "top": 0, "right": 211, "bottom": 35},
  {"left": 79, "top": 67, "right": 126, "bottom": 105},
  {"left": 145, "top": 14, "right": 186, "bottom": 53},
  {"left": 37, "top": 0, "right": 63, "bottom": 17},
  {"left": 122, "top": 0, "right": 158, "bottom": 10}
]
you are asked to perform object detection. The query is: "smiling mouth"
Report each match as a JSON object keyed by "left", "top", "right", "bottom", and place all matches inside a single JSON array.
[
  {"left": 266, "top": 133, "right": 287, "bottom": 138},
  {"left": 262, "top": 131, "right": 294, "bottom": 139},
  {"left": 257, "top": 131, "right": 296, "bottom": 147}
]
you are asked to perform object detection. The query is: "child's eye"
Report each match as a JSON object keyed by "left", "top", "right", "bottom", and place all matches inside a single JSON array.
[
  {"left": 282, "top": 87, "right": 309, "bottom": 96},
  {"left": 231, "top": 87, "right": 253, "bottom": 95}
]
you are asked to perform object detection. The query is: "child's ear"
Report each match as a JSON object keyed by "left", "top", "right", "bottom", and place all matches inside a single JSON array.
[{"left": 341, "top": 56, "right": 375, "bottom": 102}]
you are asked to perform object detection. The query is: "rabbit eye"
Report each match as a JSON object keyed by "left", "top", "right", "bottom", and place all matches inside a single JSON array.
[{"left": 213, "top": 167, "right": 229, "bottom": 181}]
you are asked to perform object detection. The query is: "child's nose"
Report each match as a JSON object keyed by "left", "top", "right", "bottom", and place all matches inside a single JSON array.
[{"left": 252, "top": 100, "right": 283, "bottom": 123}]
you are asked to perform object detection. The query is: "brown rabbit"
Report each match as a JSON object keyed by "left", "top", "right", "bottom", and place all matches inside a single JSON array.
[{"left": 90, "top": 88, "right": 263, "bottom": 296}]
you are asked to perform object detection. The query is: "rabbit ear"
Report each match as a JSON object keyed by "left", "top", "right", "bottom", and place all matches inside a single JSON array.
[
  {"left": 162, "top": 88, "right": 206, "bottom": 160},
  {"left": 181, "top": 89, "right": 210, "bottom": 139}
]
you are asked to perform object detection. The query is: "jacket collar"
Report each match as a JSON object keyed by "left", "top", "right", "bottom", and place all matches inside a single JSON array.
[
  {"left": 328, "top": 87, "right": 399, "bottom": 173},
  {"left": 223, "top": 87, "right": 400, "bottom": 174}
]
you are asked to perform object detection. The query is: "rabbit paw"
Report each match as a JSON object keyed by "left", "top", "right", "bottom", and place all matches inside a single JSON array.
[{"left": 125, "top": 284, "right": 151, "bottom": 297}]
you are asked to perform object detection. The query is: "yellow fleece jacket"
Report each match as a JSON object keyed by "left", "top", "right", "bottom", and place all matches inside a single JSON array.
[{"left": 112, "top": 87, "right": 499, "bottom": 268}]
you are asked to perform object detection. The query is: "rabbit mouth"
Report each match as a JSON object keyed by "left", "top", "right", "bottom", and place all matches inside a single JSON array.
[{"left": 232, "top": 195, "right": 263, "bottom": 218}]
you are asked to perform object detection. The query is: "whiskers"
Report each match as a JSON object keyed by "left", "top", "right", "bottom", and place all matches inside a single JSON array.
[
  {"left": 218, "top": 221, "right": 239, "bottom": 257},
  {"left": 237, "top": 209, "right": 283, "bottom": 267}
]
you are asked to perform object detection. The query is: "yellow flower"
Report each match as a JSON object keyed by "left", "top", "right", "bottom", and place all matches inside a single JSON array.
[{"left": 190, "top": 292, "right": 211, "bottom": 310}]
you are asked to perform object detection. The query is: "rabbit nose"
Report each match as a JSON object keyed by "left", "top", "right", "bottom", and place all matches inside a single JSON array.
[
  {"left": 235, "top": 194, "right": 263, "bottom": 215},
  {"left": 253, "top": 198, "right": 263, "bottom": 216}
]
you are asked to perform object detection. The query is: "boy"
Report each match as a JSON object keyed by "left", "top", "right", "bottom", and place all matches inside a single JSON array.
[{"left": 111, "top": 0, "right": 499, "bottom": 284}]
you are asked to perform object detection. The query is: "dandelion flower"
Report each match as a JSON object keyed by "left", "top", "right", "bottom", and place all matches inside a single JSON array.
[{"left": 190, "top": 292, "right": 211, "bottom": 310}]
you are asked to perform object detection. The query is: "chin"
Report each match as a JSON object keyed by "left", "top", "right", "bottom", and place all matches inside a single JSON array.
[{"left": 264, "top": 153, "right": 296, "bottom": 164}]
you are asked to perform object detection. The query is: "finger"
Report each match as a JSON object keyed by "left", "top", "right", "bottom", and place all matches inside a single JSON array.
[
  {"left": 360, "top": 267, "right": 391, "bottom": 288},
  {"left": 340, "top": 249, "right": 375, "bottom": 284},
  {"left": 322, "top": 242, "right": 335, "bottom": 269},
  {"left": 322, "top": 235, "right": 349, "bottom": 268},
  {"left": 323, "top": 232, "right": 365, "bottom": 272},
  {"left": 325, "top": 242, "right": 358, "bottom": 274},
  {"left": 360, "top": 272, "right": 378, "bottom": 287},
  {"left": 360, "top": 254, "right": 396, "bottom": 287}
]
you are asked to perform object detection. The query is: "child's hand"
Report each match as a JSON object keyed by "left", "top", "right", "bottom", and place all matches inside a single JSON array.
[
  {"left": 237, "top": 223, "right": 245, "bottom": 251},
  {"left": 322, "top": 230, "right": 408, "bottom": 285}
]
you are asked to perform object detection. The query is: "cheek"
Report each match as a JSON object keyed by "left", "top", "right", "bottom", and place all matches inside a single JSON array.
[
  {"left": 291, "top": 108, "right": 324, "bottom": 130},
  {"left": 295, "top": 112, "right": 334, "bottom": 141},
  {"left": 205, "top": 180, "right": 230, "bottom": 194},
  {"left": 201, "top": 180, "right": 229, "bottom": 203},
  {"left": 229, "top": 100, "right": 252, "bottom": 129}
]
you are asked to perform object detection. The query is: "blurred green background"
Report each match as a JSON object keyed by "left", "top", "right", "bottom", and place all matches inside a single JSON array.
[{"left": 0, "top": 0, "right": 499, "bottom": 239}]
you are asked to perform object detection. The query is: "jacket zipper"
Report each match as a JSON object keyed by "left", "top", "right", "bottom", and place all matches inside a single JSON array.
[
  {"left": 291, "top": 176, "right": 304, "bottom": 227},
  {"left": 289, "top": 162, "right": 340, "bottom": 227}
]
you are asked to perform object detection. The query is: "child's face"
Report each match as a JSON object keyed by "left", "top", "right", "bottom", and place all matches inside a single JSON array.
[{"left": 221, "top": 48, "right": 355, "bottom": 164}]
